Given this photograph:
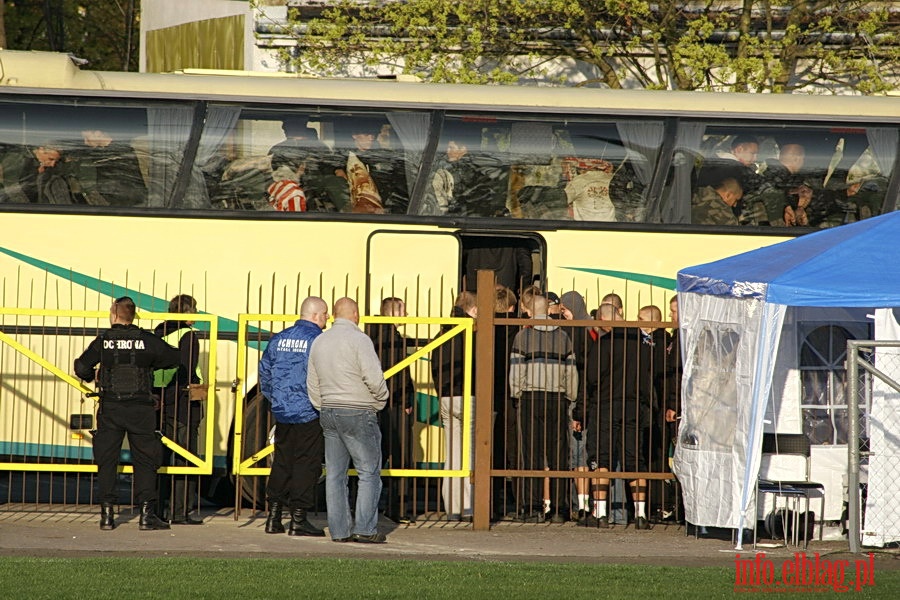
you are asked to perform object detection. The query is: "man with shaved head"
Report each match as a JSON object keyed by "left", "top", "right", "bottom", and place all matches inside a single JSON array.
[
  {"left": 259, "top": 296, "right": 329, "bottom": 537},
  {"left": 308, "top": 297, "right": 390, "bottom": 543},
  {"left": 582, "top": 302, "right": 652, "bottom": 530}
]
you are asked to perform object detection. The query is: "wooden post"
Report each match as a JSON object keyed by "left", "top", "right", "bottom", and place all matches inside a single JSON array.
[{"left": 472, "top": 269, "right": 496, "bottom": 531}]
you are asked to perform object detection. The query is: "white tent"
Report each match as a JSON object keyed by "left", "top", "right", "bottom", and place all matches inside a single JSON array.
[{"left": 673, "top": 210, "right": 900, "bottom": 548}]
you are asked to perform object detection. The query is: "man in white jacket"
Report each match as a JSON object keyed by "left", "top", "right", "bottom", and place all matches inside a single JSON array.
[{"left": 308, "top": 297, "right": 389, "bottom": 543}]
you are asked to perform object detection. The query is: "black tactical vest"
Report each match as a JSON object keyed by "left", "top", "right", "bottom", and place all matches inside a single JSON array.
[{"left": 97, "top": 326, "right": 152, "bottom": 401}]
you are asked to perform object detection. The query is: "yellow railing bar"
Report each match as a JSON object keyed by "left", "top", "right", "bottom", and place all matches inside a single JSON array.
[{"left": 0, "top": 330, "right": 93, "bottom": 394}]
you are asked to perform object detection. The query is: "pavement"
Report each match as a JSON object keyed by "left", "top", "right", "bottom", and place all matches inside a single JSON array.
[{"left": 2, "top": 506, "right": 897, "bottom": 569}]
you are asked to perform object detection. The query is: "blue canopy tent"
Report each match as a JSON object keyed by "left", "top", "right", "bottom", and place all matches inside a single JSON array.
[{"left": 674, "top": 210, "right": 900, "bottom": 549}]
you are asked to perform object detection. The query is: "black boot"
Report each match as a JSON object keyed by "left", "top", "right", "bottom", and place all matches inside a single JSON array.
[
  {"left": 265, "top": 501, "right": 285, "bottom": 534},
  {"left": 99, "top": 503, "right": 116, "bottom": 531},
  {"left": 288, "top": 508, "right": 325, "bottom": 537},
  {"left": 139, "top": 501, "right": 171, "bottom": 531}
]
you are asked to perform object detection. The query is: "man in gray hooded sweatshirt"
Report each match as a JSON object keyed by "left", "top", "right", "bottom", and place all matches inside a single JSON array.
[{"left": 509, "top": 294, "right": 578, "bottom": 522}]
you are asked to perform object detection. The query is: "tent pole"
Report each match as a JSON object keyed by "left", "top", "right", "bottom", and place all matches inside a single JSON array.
[{"left": 847, "top": 340, "right": 861, "bottom": 554}]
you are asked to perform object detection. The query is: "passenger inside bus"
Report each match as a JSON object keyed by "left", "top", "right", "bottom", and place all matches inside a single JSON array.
[
  {"left": 562, "top": 157, "right": 617, "bottom": 222},
  {"left": 265, "top": 117, "right": 330, "bottom": 212},
  {"left": 738, "top": 141, "right": 812, "bottom": 227},
  {"left": 431, "top": 128, "right": 504, "bottom": 217},
  {"left": 334, "top": 118, "right": 406, "bottom": 214},
  {"left": 68, "top": 128, "right": 148, "bottom": 207},
  {"left": 691, "top": 178, "right": 743, "bottom": 226},
  {"left": 695, "top": 134, "right": 761, "bottom": 192},
  {"left": 4, "top": 142, "right": 75, "bottom": 204}
]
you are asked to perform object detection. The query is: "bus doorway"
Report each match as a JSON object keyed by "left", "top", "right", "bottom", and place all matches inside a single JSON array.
[{"left": 460, "top": 233, "right": 545, "bottom": 296}]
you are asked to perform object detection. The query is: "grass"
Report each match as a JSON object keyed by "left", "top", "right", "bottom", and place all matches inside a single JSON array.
[{"left": 1, "top": 557, "right": 897, "bottom": 599}]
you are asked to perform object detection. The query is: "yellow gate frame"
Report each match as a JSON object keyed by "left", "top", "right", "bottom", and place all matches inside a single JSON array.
[
  {"left": 0, "top": 308, "right": 218, "bottom": 475},
  {"left": 234, "top": 314, "right": 473, "bottom": 478}
]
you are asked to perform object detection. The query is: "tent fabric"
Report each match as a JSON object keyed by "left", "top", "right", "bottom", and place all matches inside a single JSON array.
[
  {"left": 672, "top": 293, "right": 786, "bottom": 529},
  {"left": 678, "top": 211, "right": 900, "bottom": 307},
  {"left": 865, "top": 309, "right": 900, "bottom": 548},
  {"left": 674, "top": 211, "right": 900, "bottom": 549}
]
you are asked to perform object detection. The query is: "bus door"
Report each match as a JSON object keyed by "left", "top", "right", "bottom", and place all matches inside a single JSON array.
[
  {"left": 365, "top": 229, "right": 460, "bottom": 473},
  {"left": 459, "top": 232, "right": 545, "bottom": 295},
  {"left": 365, "top": 229, "right": 460, "bottom": 319}
]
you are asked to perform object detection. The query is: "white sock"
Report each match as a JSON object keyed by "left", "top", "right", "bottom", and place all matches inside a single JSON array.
[
  {"left": 543, "top": 499, "right": 551, "bottom": 514},
  {"left": 592, "top": 500, "right": 607, "bottom": 518},
  {"left": 635, "top": 501, "right": 646, "bottom": 518},
  {"left": 577, "top": 494, "right": 590, "bottom": 511}
]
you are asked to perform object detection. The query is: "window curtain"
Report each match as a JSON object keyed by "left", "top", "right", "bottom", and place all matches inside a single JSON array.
[
  {"left": 180, "top": 106, "right": 242, "bottom": 209},
  {"left": 615, "top": 121, "right": 664, "bottom": 186},
  {"left": 866, "top": 127, "right": 898, "bottom": 177},
  {"left": 147, "top": 107, "right": 194, "bottom": 208},
  {"left": 386, "top": 111, "right": 430, "bottom": 209},
  {"left": 663, "top": 122, "right": 706, "bottom": 224}
]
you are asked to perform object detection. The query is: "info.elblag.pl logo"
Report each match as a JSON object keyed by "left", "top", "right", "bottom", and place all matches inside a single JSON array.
[{"left": 734, "top": 552, "right": 876, "bottom": 593}]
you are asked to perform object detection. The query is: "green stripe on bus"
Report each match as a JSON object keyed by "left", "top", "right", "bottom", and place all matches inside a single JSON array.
[
  {"left": 0, "top": 245, "right": 259, "bottom": 337},
  {"left": 561, "top": 266, "right": 677, "bottom": 290}
]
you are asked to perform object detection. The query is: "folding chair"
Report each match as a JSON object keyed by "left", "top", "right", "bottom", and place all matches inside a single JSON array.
[{"left": 753, "top": 433, "right": 825, "bottom": 549}]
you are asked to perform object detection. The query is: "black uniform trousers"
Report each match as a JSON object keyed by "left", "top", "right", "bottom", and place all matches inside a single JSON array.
[
  {"left": 518, "top": 391, "right": 568, "bottom": 512},
  {"left": 94, "top": 400, "right": 162, "bottom": 504},
  {"left": 586, "top": 401, "right": 647, "bottom": 472},
  {"left": 266, "top": 420, "right": 325, "bottom": 510}
]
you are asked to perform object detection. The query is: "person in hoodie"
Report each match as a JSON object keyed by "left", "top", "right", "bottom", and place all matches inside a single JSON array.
[
  {"left": 153, "top": 294, "right": 205, "bottom": 525},
  {"left": 509, "top": 293, "right": 578, "bottom": 523},
  {"left": 430, "top": 291, "right": 477, "bottom": 521},
  {"left": 258, "top": 296, "right": 329, "bottom": 537}
]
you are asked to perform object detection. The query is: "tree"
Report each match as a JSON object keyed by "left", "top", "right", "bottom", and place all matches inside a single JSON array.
[
  {"left": 274, "top": 0, "right": 900, "bottom": 94},
  {"left": 2, "top": 1, "right": 139, "bottom": 71}
]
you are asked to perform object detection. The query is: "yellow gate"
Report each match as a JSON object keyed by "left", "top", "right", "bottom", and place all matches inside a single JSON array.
[{"left": 0, "top": 308, "right": 218, "bottom": 478}]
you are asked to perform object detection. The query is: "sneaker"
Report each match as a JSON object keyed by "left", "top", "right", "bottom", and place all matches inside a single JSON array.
[
  {"left": 351, "top": 532, "right": 387, "bottom": 544},
  {"left": 634, "top": 516, "right": 650, "bottom": 530},
  {"left": 549, "top": 512, "right": 567, "bottom": 524}
]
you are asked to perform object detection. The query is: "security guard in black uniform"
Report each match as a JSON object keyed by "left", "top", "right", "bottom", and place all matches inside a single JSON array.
[{"left": 74, "top": 296, "right": 181, "bottom": 531}]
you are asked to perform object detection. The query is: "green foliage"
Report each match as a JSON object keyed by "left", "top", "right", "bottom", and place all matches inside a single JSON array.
[
  {"left": 3, "top": 0, "right": 139, "bottom": 71},
  {"left": 274, "top": 0, "right": 900, "bottom": 94}
]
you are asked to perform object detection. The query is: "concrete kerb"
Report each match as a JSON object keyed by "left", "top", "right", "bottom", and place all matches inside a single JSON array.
[{"left": 3, "top": 508, "right": 894, "bottom": 569}]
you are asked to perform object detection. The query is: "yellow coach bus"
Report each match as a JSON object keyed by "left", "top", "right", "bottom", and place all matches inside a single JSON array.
[{"left": 0, "top": 50, "right": 897, "bottom": 503}]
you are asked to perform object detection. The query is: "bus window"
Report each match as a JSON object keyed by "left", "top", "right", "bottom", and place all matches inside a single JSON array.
[
  {"left": 0, "top": 101, "right": 154, "bottom": 207},
  {"left": 199, "top": 107, "right": 426, "bottom": 214},
  {"left": 419, "top": 115, "right": 664, "bottom": 223},
  {"left": 662, "top": 121, "right": 898, "bottom": 227}
]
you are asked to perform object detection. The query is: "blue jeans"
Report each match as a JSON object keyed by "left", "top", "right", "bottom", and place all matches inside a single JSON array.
[{"left": 320, "top": 407, "right": 382, "bottom": 539}]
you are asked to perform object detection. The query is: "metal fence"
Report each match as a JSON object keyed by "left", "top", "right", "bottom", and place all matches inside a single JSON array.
[
  {"left": 2, "top": 271, "right": 681, "bottom": 532},
  {"left": 847, "top": 339, "right": 900, "bottom": 552}
]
